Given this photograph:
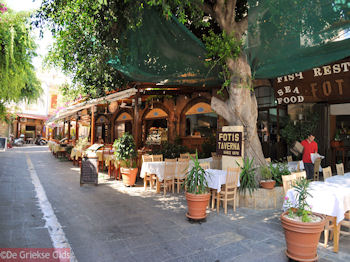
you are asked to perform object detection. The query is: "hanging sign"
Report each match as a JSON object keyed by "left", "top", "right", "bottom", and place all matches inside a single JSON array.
[
  {"left": 216, "top": 131, "right": 242, "bottom": 157},
  {"left": 273, "top": 57, "right": 350, "bottom": 104}
]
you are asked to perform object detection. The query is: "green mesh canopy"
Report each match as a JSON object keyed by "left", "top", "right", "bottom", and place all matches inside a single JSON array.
[
  {"left": 247, "top": 0, "right": 350, "bottom": 79},
  {"left": 108, "top": 9, "right": 221, "bottom": 87}
]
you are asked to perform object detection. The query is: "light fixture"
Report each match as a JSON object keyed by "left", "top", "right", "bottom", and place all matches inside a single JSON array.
[
  {"left": 132, "top": 99, "right": 135, "bottom": 106},
  {"left": 199, "top": 93, "right": 201, "bottom": 97}
]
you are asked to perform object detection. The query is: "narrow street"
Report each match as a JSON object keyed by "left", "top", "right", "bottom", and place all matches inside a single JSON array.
[{"left": 1, "top": 146, "right": 350, "bottom": 262}]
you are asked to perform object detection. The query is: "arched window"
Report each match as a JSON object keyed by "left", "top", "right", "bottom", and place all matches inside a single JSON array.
[
  {"left": 115, "top": 112, "right": 133, "bottom": 139},
  {"left": 144, "top": 108, "right": 168, "bottom": 145},
  {"left": 185, "top": 102, "right": 217, "bottom": 137}
]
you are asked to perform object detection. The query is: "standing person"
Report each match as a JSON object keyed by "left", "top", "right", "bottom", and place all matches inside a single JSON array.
[{"left": 301, "top": 133, "right": 318, "bottom": 180}]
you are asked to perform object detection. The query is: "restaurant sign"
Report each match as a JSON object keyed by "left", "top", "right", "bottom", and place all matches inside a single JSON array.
[
  {"left": 273, "top": 57, "right": 350, "bottom": 105},
  {"left": 216, "top": 131, "right": 242, "bottom": 157}
]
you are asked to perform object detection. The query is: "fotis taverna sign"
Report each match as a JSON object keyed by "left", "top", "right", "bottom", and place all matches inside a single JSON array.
[
  {"left": 273, "top": 57, "right": 350, "bottom": 105},
  {"left": 216, "top": 131, "right": 242, "bottom": 157}
]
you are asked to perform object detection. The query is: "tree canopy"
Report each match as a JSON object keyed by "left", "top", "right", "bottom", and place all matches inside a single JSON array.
[
  {"left": 35, "top": 0, "right": 350, "bottom": 170},
  {"left": 35, "top": 0, "right": 248, "bottom": 100},
  {"left": 0, "top": 2, "right": 42, "bottom": 122}
]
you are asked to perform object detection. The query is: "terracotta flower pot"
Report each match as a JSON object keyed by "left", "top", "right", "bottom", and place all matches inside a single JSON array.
[
  {"left": 260, "top": 180, "right": 276, "bottom": 189},
  {"left": 330, "top": 140, "right": 343, "bottom": 148},
  {"left": 281, "top": 211, "right": 326, "bottom": 262},
  {"left": 120, "top": 167, "right": 138, "bottom": 186},
  {"left": 185, "top": 192, "right": 211, "bottom": 220}
]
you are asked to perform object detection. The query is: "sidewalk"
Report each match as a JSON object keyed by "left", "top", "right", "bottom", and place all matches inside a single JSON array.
[{"left": 1, "top": 146, "right": 350, "bottom": 262}]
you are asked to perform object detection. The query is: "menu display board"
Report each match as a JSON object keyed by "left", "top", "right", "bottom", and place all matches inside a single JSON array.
[
  {"left": 0, "top": 137, "right": 7, "bottom": 151},
  {"left": 80, "top": 157, "right": 98, "bottom": 186}
]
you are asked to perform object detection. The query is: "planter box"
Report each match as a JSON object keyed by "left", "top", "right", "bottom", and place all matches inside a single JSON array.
[{"left": 238, "top": 186, "right": 284, "bottom": 209}]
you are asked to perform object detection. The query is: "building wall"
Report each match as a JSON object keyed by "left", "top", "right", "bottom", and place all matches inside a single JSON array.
[{"left": 0, "top": 122, "right": 10, "bottom": 137}]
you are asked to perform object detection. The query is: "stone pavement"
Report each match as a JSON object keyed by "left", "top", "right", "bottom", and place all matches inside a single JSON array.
[{"left": 1, "top": 146, "right": 350, "bottom": 262}]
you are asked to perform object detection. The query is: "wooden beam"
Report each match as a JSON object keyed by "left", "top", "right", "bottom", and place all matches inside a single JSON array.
[
  {"left": 68, "top": 120, "right": 71, "bottom": 140},
  {"left": 75, "top": 118, "right": 79, "bottom": 142},
  {"left": 91, "top": 106, "right": 95, "bottom": 145}
]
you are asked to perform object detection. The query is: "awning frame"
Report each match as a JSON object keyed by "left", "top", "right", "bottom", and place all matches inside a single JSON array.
[{"left": 46, "top": 88, "right": 137, "bottom": 125}]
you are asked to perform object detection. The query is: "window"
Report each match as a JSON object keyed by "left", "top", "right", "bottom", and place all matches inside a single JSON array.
[{"left": 255, "top": 86, "right": 276, "bottom": 108}]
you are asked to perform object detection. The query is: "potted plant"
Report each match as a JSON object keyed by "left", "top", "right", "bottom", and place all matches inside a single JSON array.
[
  {"left": 237, "top": 157, "right": 257, "bottom": 196},
  {"left": 259, "top": 165, "right": 276, "bottom": 189},
  {"left": 269, "top": 162, "right": 290, "bottom": 186},
  {"left": 184, "top": 152, "right": 211, "bottom": 220},
  {"left": 331, "top": 130, "right": 343, "bottom": 148},
  {"left": 281, "top": 179, "right": 326, "bottom": 261},
  {"left": 113, "top": 132, "right": 138, "bottom": 186}
]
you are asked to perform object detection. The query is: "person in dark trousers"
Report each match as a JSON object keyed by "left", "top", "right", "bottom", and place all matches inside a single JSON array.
[{"left": 301, "top": 133, "right": 318, "bottom": 180}]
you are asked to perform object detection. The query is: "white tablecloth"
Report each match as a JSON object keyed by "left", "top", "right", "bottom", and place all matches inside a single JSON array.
[
  {"left": 205, "top": 169, "right": 240, "bottom": 192},
  {"left": 140, "top": 157, "right": 213, "bottom": 182},
  {"left": 287, "top": 161, "right": 304, "bottom": 172},
  {"left": 325, "top": 175, "right": 350, "bottom": 186},
  {"left": 287, "top": 160, "right": 322, "bottom": 172},
  {"left": 284, "top": 181, "right": 350, "bottom": 224}
]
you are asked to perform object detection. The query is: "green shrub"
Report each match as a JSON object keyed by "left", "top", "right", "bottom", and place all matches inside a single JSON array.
[
  {"left": 260, "top": 165, "right": 272, "bottom": 180},
  {"left": 152, "top": 141, "right": 190, "bottom": 159},
  {"left": 269, "top": 162, "right": 290, "bottom": 186},
  {"left": 184, "top": 152, "right": 209, "bottom": 194},
  {"left": 113, "top": 132, "right": 137, "bottom": 168},
  {"left": 237, "top": 157, "right": 257, "bottom": 196},
  {"left": 201, "top": 134, "right": 216, "bottom": 158}
]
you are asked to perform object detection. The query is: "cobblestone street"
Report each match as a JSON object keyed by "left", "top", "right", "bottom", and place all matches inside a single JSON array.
[{"left": 1, "top": 146, "right": 350, "bottom": 262}]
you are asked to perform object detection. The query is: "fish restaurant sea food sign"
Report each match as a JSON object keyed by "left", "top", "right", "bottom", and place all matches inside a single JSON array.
[
  {"left": 273, "top": 57, "right": 350, "bottom": 105},
  {"left": 216, "top": 131, "right": 242, "bottom": 157}
]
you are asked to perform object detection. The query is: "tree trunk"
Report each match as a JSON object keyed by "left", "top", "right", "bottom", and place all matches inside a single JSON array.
[{"left": 211, "top": 55, "right": 265, "bottom": 180}]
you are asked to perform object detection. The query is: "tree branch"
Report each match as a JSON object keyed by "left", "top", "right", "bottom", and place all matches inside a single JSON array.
[
  {"left": 236, "top": 15, "right": 248, "bottom": 37},
  {"left": 214, "top": 0, "right": 226, "bottom": 30},
  {"left": 225, "top": 0, "right": 236, "bottom": 26},
  {"left": 211, "top": 96, "right": 231, "bottom": 123}
]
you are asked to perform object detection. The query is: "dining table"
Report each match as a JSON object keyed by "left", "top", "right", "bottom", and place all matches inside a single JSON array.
[
  {"left": 284, "top": 180, "right": 350, "bottom": 252},
  {"left": 140, "top": 157, "right": 213, "bottom": 193},
  {"left": 205, "top": 169, "right": 240, "bottom": 192}
]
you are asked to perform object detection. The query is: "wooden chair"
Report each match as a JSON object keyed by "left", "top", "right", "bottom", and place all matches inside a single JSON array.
[
  {"left": 142, "top": 155, "right": 154, "bottom": 190},
  {"left": 162, "top": 159, "right": 176, "bottom": 195},
  {"left": 313, "top": 158, "right": 321, "bottom": 181},
  {"left": 199, "top": 162, "right": 210, "bottom": 170},
  {"left": 322, "top": 166, "right": 332, "bottom": 180},
  {"left": 190, "top": 153, "right": 196, "bottom": 159},
  {"left": 211, "top": 152, "right": 217, "bottom": 157},
  {"left": 287, "top": 155, "right": 293, "bottom": 162},
  {"left": 175, "top": 159, "right": 189, "bottom": 193},
  {"left": 282, "top": 173, "right": 297, "bottom": 195},
  {"left": 180, "top": 153, "right": 190, "bottom": 159},
  {"left": 294, "top": 171, "right": 307, "bottom": 181},
  {"left": 265, "top": 157, "right": 271, "bottom": 164},
  {"left": 324, "top": 211, "right": 350, "bottom": 248},
  {"left": 211, "top": 155, "right": 222, "bottom": 170},
  {"left": 336, "top": 163, "right": 344, "bottom": 175},
  {"left": 152, "top": 154, "right": 163, "bottom": 162},
  {"left": 216, "top": 167, "right": 240, "bottom": 214}
]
